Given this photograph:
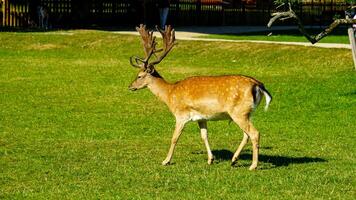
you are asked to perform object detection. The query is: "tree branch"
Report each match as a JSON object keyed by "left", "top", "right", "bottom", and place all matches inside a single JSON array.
[{"left": 267, "top": 3, "right": 356, "bottom": 44}]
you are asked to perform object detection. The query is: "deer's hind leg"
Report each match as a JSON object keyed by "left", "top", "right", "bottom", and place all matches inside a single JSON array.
[
  {"left": 229, "top": 110, "right": 260, "bottom": 170},
  {"left": 231, "top": 132, "right": 249, "bottom": 166}
]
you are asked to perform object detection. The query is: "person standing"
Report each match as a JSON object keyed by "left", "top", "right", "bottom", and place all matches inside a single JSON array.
[{"left": 157, "top": 0, "right": 170, "bottom": 29}]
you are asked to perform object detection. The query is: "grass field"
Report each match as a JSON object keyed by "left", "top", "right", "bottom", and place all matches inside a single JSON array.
[
  {"left": 0, "top": 30, "right": 355, "bottom": 199},
  {"left": 202, "top": 28, "right": 351, "bottom": 44}
]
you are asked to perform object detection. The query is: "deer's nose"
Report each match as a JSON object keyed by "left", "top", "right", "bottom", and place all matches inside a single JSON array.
[{"left": 128, "top": 86, "right": 137, "bottom": 91}]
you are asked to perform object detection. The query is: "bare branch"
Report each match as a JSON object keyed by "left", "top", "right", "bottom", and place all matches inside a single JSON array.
[
  {"left": 275, "top": 2, "right": 285, "bottom": 10},
  {"left": 267, "top": 3, "right": 356, "bottom": 44}
]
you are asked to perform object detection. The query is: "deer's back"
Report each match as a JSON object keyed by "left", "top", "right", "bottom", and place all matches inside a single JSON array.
[{"left": 168, "top": 75, "right": 261, "bottom": 117}]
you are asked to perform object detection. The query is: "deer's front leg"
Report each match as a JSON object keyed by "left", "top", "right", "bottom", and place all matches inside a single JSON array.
[
  {"left": 198, "top": 121, "right": 214, "bottom": 165},
  {"left": 162, "top": 119, "right": 187, "bottom": 165}
]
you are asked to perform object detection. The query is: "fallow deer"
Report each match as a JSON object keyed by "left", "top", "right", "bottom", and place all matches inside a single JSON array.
[{"left": 129, "top": 25, "right": 272, "bottom": 170}]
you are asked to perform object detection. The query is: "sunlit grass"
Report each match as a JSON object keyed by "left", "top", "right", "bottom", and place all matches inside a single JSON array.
[
  {"left": 0, "top": 30, "right": 355, "bottom": 199},
  {"left": 201, "top": 28, "right": 351, "bottom": 44}
]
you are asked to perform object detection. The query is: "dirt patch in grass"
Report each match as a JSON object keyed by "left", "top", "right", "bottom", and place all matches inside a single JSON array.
[{"left": 27, "top": 43, "right": 65, "bottom": 51}]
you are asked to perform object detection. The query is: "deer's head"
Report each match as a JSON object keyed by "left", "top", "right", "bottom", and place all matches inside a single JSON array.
[{"left": 129, "top": 24, "right": 175, "bottom": 91}]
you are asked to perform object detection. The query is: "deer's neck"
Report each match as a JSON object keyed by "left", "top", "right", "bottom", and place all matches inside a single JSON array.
[{"left": 147, "top": 76, "right": 172, "bottom": 104}]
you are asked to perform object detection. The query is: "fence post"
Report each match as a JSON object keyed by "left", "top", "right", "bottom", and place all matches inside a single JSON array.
[
  {"left": 196, "top": 0, "right": 201, "bottom": 25},
  {"left": 175, "top": 0, "right": 179, "bottom": 25},
  {"left": 242, "top": 2, "right": 245, "bottom": 25},
  {"left": 1, "top": 0, "right": 3, "bottom": 26},
  {"left": 347, "top": 26, "right": 356, "bottom": 70},
  {"left": 347, "top": 27, "right": 356, "bottom": 67},
  {"left": 5, "top": 0, "right": 9, "bottom": 26},
  {"left": 346, "top": 13, "right": 356, "bottom": 70},
  {"left": 222, "top": 1, "right": 225, "bottom": 26}
]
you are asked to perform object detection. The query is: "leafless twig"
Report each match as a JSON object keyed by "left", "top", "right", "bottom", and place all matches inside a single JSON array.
[{"left": 267, "top": 3, "right": 356, "bottom": 44}]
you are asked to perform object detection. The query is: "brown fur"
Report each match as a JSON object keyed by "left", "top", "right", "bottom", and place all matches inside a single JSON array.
[
  {"left": 129, "top": 25, "right": 271, "bottom": 170},
  {"left": 129, "top": 71, "right": 271, "bottom": 170}
]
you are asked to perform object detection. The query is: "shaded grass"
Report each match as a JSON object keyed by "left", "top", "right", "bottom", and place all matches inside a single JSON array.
[
  {"left": 0, "top": 30, "right": 355, "bottom": 199},
  {"left": 201, "top": 28, "right": 350, "bottom": 44}
]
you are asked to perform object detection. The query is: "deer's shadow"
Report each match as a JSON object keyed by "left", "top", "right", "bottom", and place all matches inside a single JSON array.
[{"left": 210, "top": 149, "right": 326, "bottom": 168}]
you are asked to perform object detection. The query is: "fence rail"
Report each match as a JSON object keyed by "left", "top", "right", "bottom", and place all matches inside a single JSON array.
[{"left": 0, "top": 0, "right": 351, "bottom": 28}]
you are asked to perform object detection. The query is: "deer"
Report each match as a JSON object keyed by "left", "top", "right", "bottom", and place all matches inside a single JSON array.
[{"left": 128, "top": 25, "right": 272, "bottom": 170}]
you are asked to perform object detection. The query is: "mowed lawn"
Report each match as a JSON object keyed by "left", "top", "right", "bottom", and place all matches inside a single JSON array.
[
  {"left": 202, "top": 28, "right": 351, "bottom": 44},
  {"left": 0, "top": 30, "right": 355, "bottom": 199}
]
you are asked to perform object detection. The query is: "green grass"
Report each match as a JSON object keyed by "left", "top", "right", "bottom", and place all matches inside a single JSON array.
[
  {"left": 202, "top": 28, "right": 351, "bottom": 44},
  {"left": 0, "top": 30, "right": 355, "bottom": 199}
]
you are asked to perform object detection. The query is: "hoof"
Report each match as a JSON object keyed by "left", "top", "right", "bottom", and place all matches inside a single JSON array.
[
  {"left": 231, "top": 157, "right": 238, "bottom": 166},
  {"left": 162, "top": 160, "right": 170, "bottom": 166},
  {"left": 207, "top": 158, "right": 214, "bottom": 165},
  {"left": 249, "top": 165, "right": 257, "bottom": 171}
]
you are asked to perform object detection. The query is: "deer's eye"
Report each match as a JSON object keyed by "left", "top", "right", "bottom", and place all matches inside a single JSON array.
[{"left": 138, "top": 75, "right": 142, "bottom": 79}]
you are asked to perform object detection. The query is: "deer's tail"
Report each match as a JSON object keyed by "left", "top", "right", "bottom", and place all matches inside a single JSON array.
[{"left": 253, "top": 84, "right": 272, "bottom": 111}]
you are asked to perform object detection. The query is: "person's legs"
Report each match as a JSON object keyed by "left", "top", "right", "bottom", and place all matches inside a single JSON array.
[{"left": 159, "top": 7, "right": 169, "bottom": 29}]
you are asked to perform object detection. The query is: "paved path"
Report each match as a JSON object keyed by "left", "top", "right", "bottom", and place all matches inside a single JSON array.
[{"left": 115, "top": 26, "right": 350, "bottom": 49}]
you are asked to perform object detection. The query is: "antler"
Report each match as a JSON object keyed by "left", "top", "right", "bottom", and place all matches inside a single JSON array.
[
  {"left": 130, "top": 24, "right": 176, "bottom": 71},
  {"left": 130, "top": 24, "right": 157, "bottom": 69},
  {"left": 150, "top": 25, "right": 176, "bottom": 66},
  {"left": 137, "top": 24, "right": 156, "bottom": 58}
]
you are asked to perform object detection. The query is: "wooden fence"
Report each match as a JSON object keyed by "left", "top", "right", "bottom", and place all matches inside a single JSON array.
[
  {"left": 0, "top": 0, "right": 351, "bottom": 28},
  {"left": 1, "top": 0, "right": 28, "bottom": 27}
]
